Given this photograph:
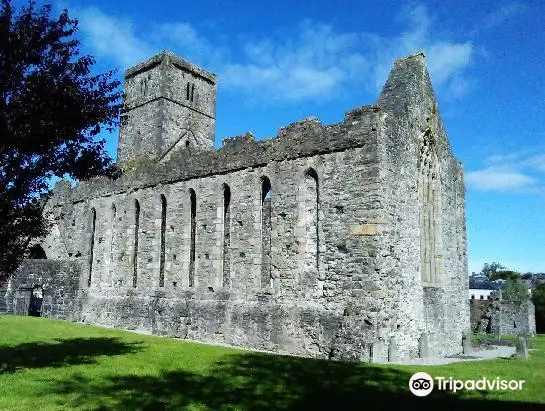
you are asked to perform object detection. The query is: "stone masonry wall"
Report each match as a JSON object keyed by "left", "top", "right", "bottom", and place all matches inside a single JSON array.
[
  {"left": 40, "top": 107, "right": 390, "bottom": 360},
  {"left": 23, "top": 52, "right": 469, "bottom": 361},
  {"left": 499, "top": 301, "right": 536, "bottom": 336},
  {"left": 470, "top": 295, "right": 536, "bottom": 337},
  {"left": 6, "top": 259, "right": 81, "bottom": 319},
  {"left": 376, "top": 54, "right": 469, "bottom": 358}
]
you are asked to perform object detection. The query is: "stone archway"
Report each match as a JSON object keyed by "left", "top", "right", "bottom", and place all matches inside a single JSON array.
[{"left": 28, "top": 285, "right": 44, "bottom": 316}]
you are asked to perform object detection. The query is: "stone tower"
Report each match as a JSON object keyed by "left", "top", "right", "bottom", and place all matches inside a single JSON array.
[{"left": 117, "top": 51, "right": 217, "bottom": 164}]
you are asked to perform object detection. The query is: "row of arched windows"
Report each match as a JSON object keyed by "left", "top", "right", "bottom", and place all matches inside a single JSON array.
[{"left": 87, "top": 170, "right": 321, "bottom": 289}]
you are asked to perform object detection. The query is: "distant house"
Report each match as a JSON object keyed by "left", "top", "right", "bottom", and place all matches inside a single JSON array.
[{"left": 468, "top": 275, "right": 500, "bottom": 301}]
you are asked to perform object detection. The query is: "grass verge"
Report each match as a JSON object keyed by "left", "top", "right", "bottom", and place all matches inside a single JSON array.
[{"left": 0, "top": 315, "right": 543, "bottom": 410}]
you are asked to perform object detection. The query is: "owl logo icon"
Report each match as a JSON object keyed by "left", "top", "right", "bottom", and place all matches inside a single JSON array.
[{"left": 409, "top": 372, "right": 434, "bottom": 397}]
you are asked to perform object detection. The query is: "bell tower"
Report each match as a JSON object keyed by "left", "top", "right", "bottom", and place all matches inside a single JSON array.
[{"left": 117, "top": 51, "right": 217, "bottom": 164}]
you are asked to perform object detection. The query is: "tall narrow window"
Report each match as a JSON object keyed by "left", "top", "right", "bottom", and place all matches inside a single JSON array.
[
  {"left": 186, "top": 83, "right": 190, "bottom": 100},
  {"left": 303, "top": 168, "right": 319, "bottom": 274},
  {"left": 110, "top": 203, "right": 116, "bottom": 269},
  {"left": 419, "top": 132, "right": 440, "bottom": 283},
  {"left": 133, "top": 200, "right": 140, "bottom": 287},
  {"left": 260, "top": 176, "right": 272, "bottom": 288},
  {"left": 159, "top": 195, "right": 167, "bottom": 287},
  {"left": 189, "top": 189, "right": 196, "bottom": 287},
  {"left": 222, "top": 184, "right": 231, "bottom": 287},
  {"left": 88, "top": 208, "right": 96, "bottom": 287},
  {"left": 191, "top": 84, "right": 195, "bottom": 102}
]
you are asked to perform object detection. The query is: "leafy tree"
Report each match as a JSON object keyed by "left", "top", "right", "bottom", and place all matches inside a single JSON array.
[
  {"left": 480, "top": 262, "right": 505, "bottom": 278},
  {"left": 532, "top": 283, "right": 545, "bottom": 333},
  {"left": 490, "top": 270, "right": 521, "bottom": 282},
  {"left": 0, "top": 0, "right": 121, "bottom": 282},
  {"left": 501, "top": 278, "right": 529, "bottom": 304},
  {"left": 480, "top": 262, "right": 520, "bottom": 281}
]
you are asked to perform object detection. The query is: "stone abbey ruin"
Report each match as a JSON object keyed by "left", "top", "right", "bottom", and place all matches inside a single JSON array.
[{"left": 6, "top": 51, "right": 470, "bottom": 361}]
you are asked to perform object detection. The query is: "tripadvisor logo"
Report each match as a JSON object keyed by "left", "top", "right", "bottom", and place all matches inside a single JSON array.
[
  {"left": 409, "top": 372, "right": 434, "bottom": 397},
  {"left": 409, "top": 372, "right": 526, "bottom": 397}
]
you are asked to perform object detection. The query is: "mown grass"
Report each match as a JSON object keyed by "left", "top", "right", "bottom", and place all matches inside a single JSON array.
[{"left": 0, "top": 315, "right": 543, "bottom": 410}]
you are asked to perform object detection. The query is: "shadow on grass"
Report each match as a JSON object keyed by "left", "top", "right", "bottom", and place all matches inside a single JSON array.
[
  {"left": 49, "top": 351, "right": 541, "bottom": 411},
  {"left": 0, "top": 337, "right": 143, "bottom": 373}
]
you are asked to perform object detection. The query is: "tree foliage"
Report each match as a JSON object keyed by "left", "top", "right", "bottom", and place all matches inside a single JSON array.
[
  {"left": 0, "top": 0, "right": 121, "bottom": 282},
  {"left": 490, "top": 270, "right": 521, "bottom": 282},
  {"left": 501, "top": 278, "right": 529, "bottom": 304},
  {"left": 480, "top": 262, "right": 520, "bottom": 281},
  {"left": 480, "top": 262, "right": 505, "bottom": 278}
]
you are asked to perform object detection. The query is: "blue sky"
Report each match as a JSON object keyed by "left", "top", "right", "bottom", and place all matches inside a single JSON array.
[{"left": 27, "top": 0, "right": 545, "bottom": 273}]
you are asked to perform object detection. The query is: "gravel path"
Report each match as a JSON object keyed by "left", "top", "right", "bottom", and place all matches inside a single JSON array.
[{"left": 389, "top": 345, "right": 516, "bottom": 366}]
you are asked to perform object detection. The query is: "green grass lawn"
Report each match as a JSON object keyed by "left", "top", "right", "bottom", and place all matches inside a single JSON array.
[{"left": 0, "top": 315, "right": 543, "bottom": 410}]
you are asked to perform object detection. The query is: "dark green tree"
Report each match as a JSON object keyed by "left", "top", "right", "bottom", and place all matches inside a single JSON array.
[
  {"left": 490, "top": 270, "right": 521, "bottom": 282},
  {"left": 480, "top": 262, "right": 520, "bottom": 281},
  {"left": 0, "top": 0, "right": 121, "bottom": 282},
  {"left": 480, "top": 262, "right": 505, "bottom": 278}
]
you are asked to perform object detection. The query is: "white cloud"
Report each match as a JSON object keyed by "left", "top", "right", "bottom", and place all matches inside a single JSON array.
[
  {"left": 72, "top": 3, "right": 474, "bottom": 103},
  {"left": 75, "top": 7, "right": 152, "bottom": 68},
  {"left": 222, "top": 7, "right": 474, "bottom": 102},
  {"left": 526, "top": 154, "right": 545, "bottom": 172},
  {"left": 74, "top": 7, "right": 218, "bottom": 70},
  {"left": 466, "top": 150, "right": 545, "bottom": 193},
  {"left": 367, "top": 5, "right": 474, "bottom": 96},
  {"left": 465, "top": 167, "right": 536, "bottom": 191},
  {"left": 483, "top": 2, "right": 526, "bottom": 29},
  {"left": 221, "top": 20, "right": 362, "bottom": 101}
]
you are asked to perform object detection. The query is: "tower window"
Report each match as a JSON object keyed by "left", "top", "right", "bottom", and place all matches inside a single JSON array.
[
  {"left": 186, "top": 83, "right": 196, "bottom": 102},
  {"left": 140, "top": 79, "right": 148, "bottom": 96}
]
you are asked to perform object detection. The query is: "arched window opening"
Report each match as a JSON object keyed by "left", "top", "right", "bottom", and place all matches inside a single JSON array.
[
  {"left": 110, "top": 203, "right": 116, "bottom": 269},
  {"left": 28, "top": 244, "right": 46, "bottom": 259},
  {"left": 133, "top": 200, "right": 140, "bottom": 287},
  {"left": 418, "top": 132, "right": 440, "bottom": 284},
  {"left": 159, "top": 195, "right": 167, "bottom": 287},
  {"left": 88, "top": 208, "right": 96, "bottom": 287},
  {"left": 260, "top": 176, "right": 272, "bottom": 288},
  {"left": 189, "top": 189, "right": 196, "bottom": 287},
  {"left": 222, "top": 184, "right": 231, "bottom": 287},
  {"left": 303, "top": 168, "right": 320, "bottom": 274}
]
